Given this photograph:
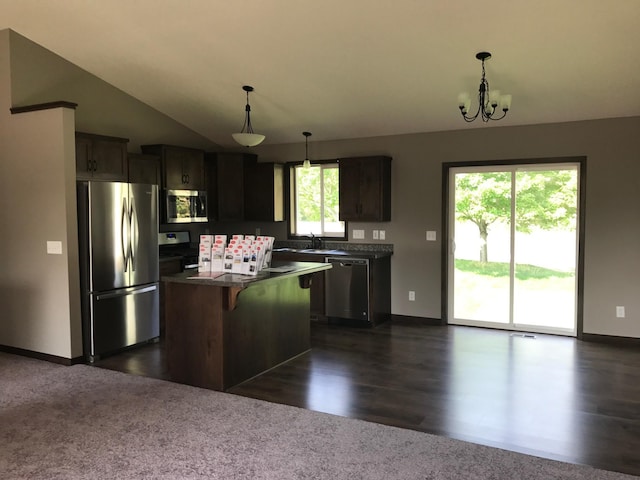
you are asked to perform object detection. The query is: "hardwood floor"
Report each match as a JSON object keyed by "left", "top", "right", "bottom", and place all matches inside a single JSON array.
[{"left": 94, "top": 319, "right": 640, "bottom": 477}]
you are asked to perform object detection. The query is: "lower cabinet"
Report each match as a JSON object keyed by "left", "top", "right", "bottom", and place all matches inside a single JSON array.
[
  {"left": 159, "top": 258, "right": 183, "bottom": 336},
  {"left": 271, "top": 252, "right": 326, "bottom": 319}
]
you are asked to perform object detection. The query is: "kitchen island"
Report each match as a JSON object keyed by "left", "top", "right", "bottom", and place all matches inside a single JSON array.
[{"left": 162, "top": 261, "right": 331, "bottom": 391}]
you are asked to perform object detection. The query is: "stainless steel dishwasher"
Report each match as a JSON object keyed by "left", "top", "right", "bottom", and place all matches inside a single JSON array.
[{"left": 325, "top": 257, "right": 370, "bottom": 323}]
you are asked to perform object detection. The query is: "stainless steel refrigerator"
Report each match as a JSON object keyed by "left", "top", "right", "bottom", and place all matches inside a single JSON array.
[{"left": 77, "top": 181, "right": 159, "bottom": 361}]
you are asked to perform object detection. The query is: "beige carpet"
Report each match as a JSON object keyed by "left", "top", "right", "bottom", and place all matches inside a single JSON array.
[{"left": 1, "top": 352, "right": 637, "bottom": 480}]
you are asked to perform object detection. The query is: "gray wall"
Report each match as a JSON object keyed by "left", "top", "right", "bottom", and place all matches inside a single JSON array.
[
  {"left": 2, "top": 28, "right": 639, "bottom": 362},
  {"left": 0, "top": 30, "right": 82, "bottom": 357},
  {"left": 8, "top": 30, "right": 219, "bottom": 153},
  {"left": 253, "top": 118, "right": 640, "bottom": 338}
]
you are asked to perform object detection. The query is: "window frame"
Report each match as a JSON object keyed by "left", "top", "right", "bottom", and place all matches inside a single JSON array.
[{"left": 286, "top": 160, "right": 347, "bottom": 241}]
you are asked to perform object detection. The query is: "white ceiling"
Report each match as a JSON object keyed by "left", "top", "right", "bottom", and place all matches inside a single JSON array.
[{"left": 2, "top": 0, "right": 640, "bottom": 148}]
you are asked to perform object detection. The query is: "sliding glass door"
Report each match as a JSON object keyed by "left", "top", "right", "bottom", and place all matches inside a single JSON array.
[{"left": 448, "top": 164, "right": 579, "bottom": 335}]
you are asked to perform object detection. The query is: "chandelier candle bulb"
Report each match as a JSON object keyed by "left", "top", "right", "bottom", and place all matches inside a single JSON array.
[
  {"left": 501, "top": 94, "right": 512, "bottom": 111},
  {"left": 489, "top": 89, "right": 501, "bottom": 107}
]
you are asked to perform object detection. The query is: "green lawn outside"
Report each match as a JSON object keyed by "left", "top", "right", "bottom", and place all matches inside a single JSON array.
[{"left": 454, "top": 260, "right": 576, "bottom": 329}]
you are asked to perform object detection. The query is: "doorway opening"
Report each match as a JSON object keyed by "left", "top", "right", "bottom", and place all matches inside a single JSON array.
[{"left": 444, "top": 160, "right": 585, "bottom": 337}]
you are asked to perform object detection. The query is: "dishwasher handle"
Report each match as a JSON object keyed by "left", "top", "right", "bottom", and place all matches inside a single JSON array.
[{"left": 326, "top": 257, "right": 369, "bottom": 268}]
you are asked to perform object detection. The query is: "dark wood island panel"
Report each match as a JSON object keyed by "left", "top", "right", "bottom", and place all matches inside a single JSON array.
[{"left": 163, "top": 262, "right": 330, "bottom": 391}]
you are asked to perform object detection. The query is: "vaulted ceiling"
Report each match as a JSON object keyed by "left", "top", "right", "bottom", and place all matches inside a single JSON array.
[{"left": 2, "top": 0, "right": 639, "bottom": 148}]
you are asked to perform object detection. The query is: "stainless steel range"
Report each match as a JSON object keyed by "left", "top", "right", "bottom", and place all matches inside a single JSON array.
[{"left": 158, "top": 231, "right": 198, "bottom": 269}]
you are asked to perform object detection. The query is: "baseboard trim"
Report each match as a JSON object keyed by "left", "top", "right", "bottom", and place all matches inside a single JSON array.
[
  {"left": 391, "top": 314, "right": 444, "bottom": 326},
  {"left": 581, "top": 333, "right": 640, "bottom": 347},
  {"left": 0, "top": 344, "right": 84, "bottom": 366}
]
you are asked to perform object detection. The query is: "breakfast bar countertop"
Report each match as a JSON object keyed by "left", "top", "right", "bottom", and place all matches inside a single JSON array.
[{"left": 161, "top": 261, "right": 331, "bottom": 288}]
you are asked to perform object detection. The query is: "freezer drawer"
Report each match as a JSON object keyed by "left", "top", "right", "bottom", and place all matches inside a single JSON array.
[
  {"left": 325, "top": 257, "right": 370, "bottom": 321},
  {"left": 86, "top": 283, "right": 159, "bottom": 360}
]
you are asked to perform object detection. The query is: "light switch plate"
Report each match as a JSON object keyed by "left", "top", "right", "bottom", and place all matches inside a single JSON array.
[
  {"left": 426, "top": 231, "right": 437, "bottom": 241},
  {"left": 372, "top": 230, "right": 379, "bottom": 240},
  {"left": 352, "top": 229, "right": 365, "bottom": 239},
  {"left": 47, "top": 241, "right": 63, "bottom": 255},
  {"left": 379, "top": 230, "right": 386, "bottom": 240}
]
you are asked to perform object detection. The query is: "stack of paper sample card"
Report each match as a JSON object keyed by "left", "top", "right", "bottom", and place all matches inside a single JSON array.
[{"left": 198, "top": 234, "right": 274, "bottom": 275}]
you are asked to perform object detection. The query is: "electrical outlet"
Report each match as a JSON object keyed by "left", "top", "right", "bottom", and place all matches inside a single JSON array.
[
  {"left": 379, "top": 230, "right": 386, "bottom": 240},
  {"left": 373, "top": 230, "right": 379, "bottom": 240},
  {"left": 255, "top": 227, "right": 261, "bottom": 236},
  {"left": 352, "top": 229, "right": 365, "bottom": 239},
  {"left": 426, "top": 231, "right": 437, "bottom": 241},
  {"left": 409, "top": 291, "right": 415, "bottom": 301},
  {"left": 616, "top": 306, "right": 625, "bottom": 318}
]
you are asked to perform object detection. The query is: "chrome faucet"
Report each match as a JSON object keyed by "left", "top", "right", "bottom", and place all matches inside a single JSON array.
[{"left": 307, "top": 233, "right": 322, "bottom": 249}]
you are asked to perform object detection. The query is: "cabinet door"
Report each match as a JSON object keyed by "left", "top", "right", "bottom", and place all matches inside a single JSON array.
[
  {"left": 75, "top": 133, "right": 129, "bottom": 182},
  {"left": 357, "top": 159, "right": 384, "bottom": 221},
  {"left": 338, "top": 159, "right": 362, "bottom": 220},
  {"left": 161, "top": 146, "right": 205, "bottom": 190},
  {"left": 217, "top": 154, "right": 245, "bottom": 221},
  {"left": 339, "top": 156, "right": 391, "bottom": 222},
  {"left": 128, "top": 153, "right": 161, "bottom": 185},
  {"left": 75, "top": 136, "right": 93, "bottom": 180},
  {"left": 91, "top": 138, "right": 128, "bottom": 181},
  {"left": 181, "top": 150, "right": 206, "bottom": 190},
  {"left": 163, "top": 147, "right": 189, "bottom": 189},
  {"left": 244, "top": 163, "right": 284, "bottom": 221}
]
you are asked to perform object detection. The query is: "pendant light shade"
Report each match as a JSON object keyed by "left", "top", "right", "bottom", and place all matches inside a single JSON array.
[
  {"left": 232, "top": 132, "right": 265, "bottom": 147},
  {"left": 302, "top": 131, "right": 312, "bottom": 168},
  {"left": 232, "top": 85, "right": 265, "bottom": 147}
]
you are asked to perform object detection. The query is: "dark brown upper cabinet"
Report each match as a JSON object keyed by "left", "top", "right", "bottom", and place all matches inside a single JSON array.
[
  {"left": 128, "top": 153, "right": 161, "bottom": 185},
  {"left": 76, "top": 132, "right": 129, "bottom": 182},
  {"left": 244, "top": 162, "right": 284, "bottom": 222},
  {"left": 205, "top": 152, "right": 258, "bottom": 222},
  {"left": 339, "top": 156, "right": 391, "bottom": 222},
  {"left": 141, "top": 144, "right": 206, "bottom": 190}
]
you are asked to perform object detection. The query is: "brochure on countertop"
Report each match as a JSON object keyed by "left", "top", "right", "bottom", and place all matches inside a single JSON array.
[{"left": 199, "top": 234, "right": 275, "bottom": 276}]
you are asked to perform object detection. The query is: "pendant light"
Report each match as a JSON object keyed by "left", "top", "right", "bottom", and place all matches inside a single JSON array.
[
  {"left": 232, "top": 85, "right": 265, "bottom": 147},
  {"left": 302, "top": 131, "right": 312, "bottom": 168}
]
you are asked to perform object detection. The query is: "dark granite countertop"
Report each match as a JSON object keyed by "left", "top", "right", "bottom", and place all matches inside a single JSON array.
[
  {"left": 161, "top": 261, "right": 331, "bottom": 287},
  {"left": 271, "top": 248, "right": 392, "bottom": 260}
]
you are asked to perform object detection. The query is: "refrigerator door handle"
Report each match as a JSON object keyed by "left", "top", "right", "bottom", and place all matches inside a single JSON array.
[
  {"left": 129, "top": 198, "right": 138, "bottom": 271},
  {"left": 121, "top": 198, "right": 129, "bottom": 272},
  {"left": 95, "top": 284, "right": 158, "bottom": 301}
]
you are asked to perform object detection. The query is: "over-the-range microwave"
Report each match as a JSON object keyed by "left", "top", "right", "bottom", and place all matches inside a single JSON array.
[{"left": 165, "top": 189, "right": 208, "bottom": 223}]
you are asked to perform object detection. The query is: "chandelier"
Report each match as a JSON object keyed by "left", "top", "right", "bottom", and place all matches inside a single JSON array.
[
  {"left": 232, "top": 85, "right": 265, "bottom": 147},
  {"left": 458, "top": 52, "right": 512, "bottom": 122}
]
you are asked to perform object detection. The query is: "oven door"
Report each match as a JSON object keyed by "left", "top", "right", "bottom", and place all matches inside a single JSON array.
[{"left": 165, "top": 189, "right": 208, "bottom": 223}]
